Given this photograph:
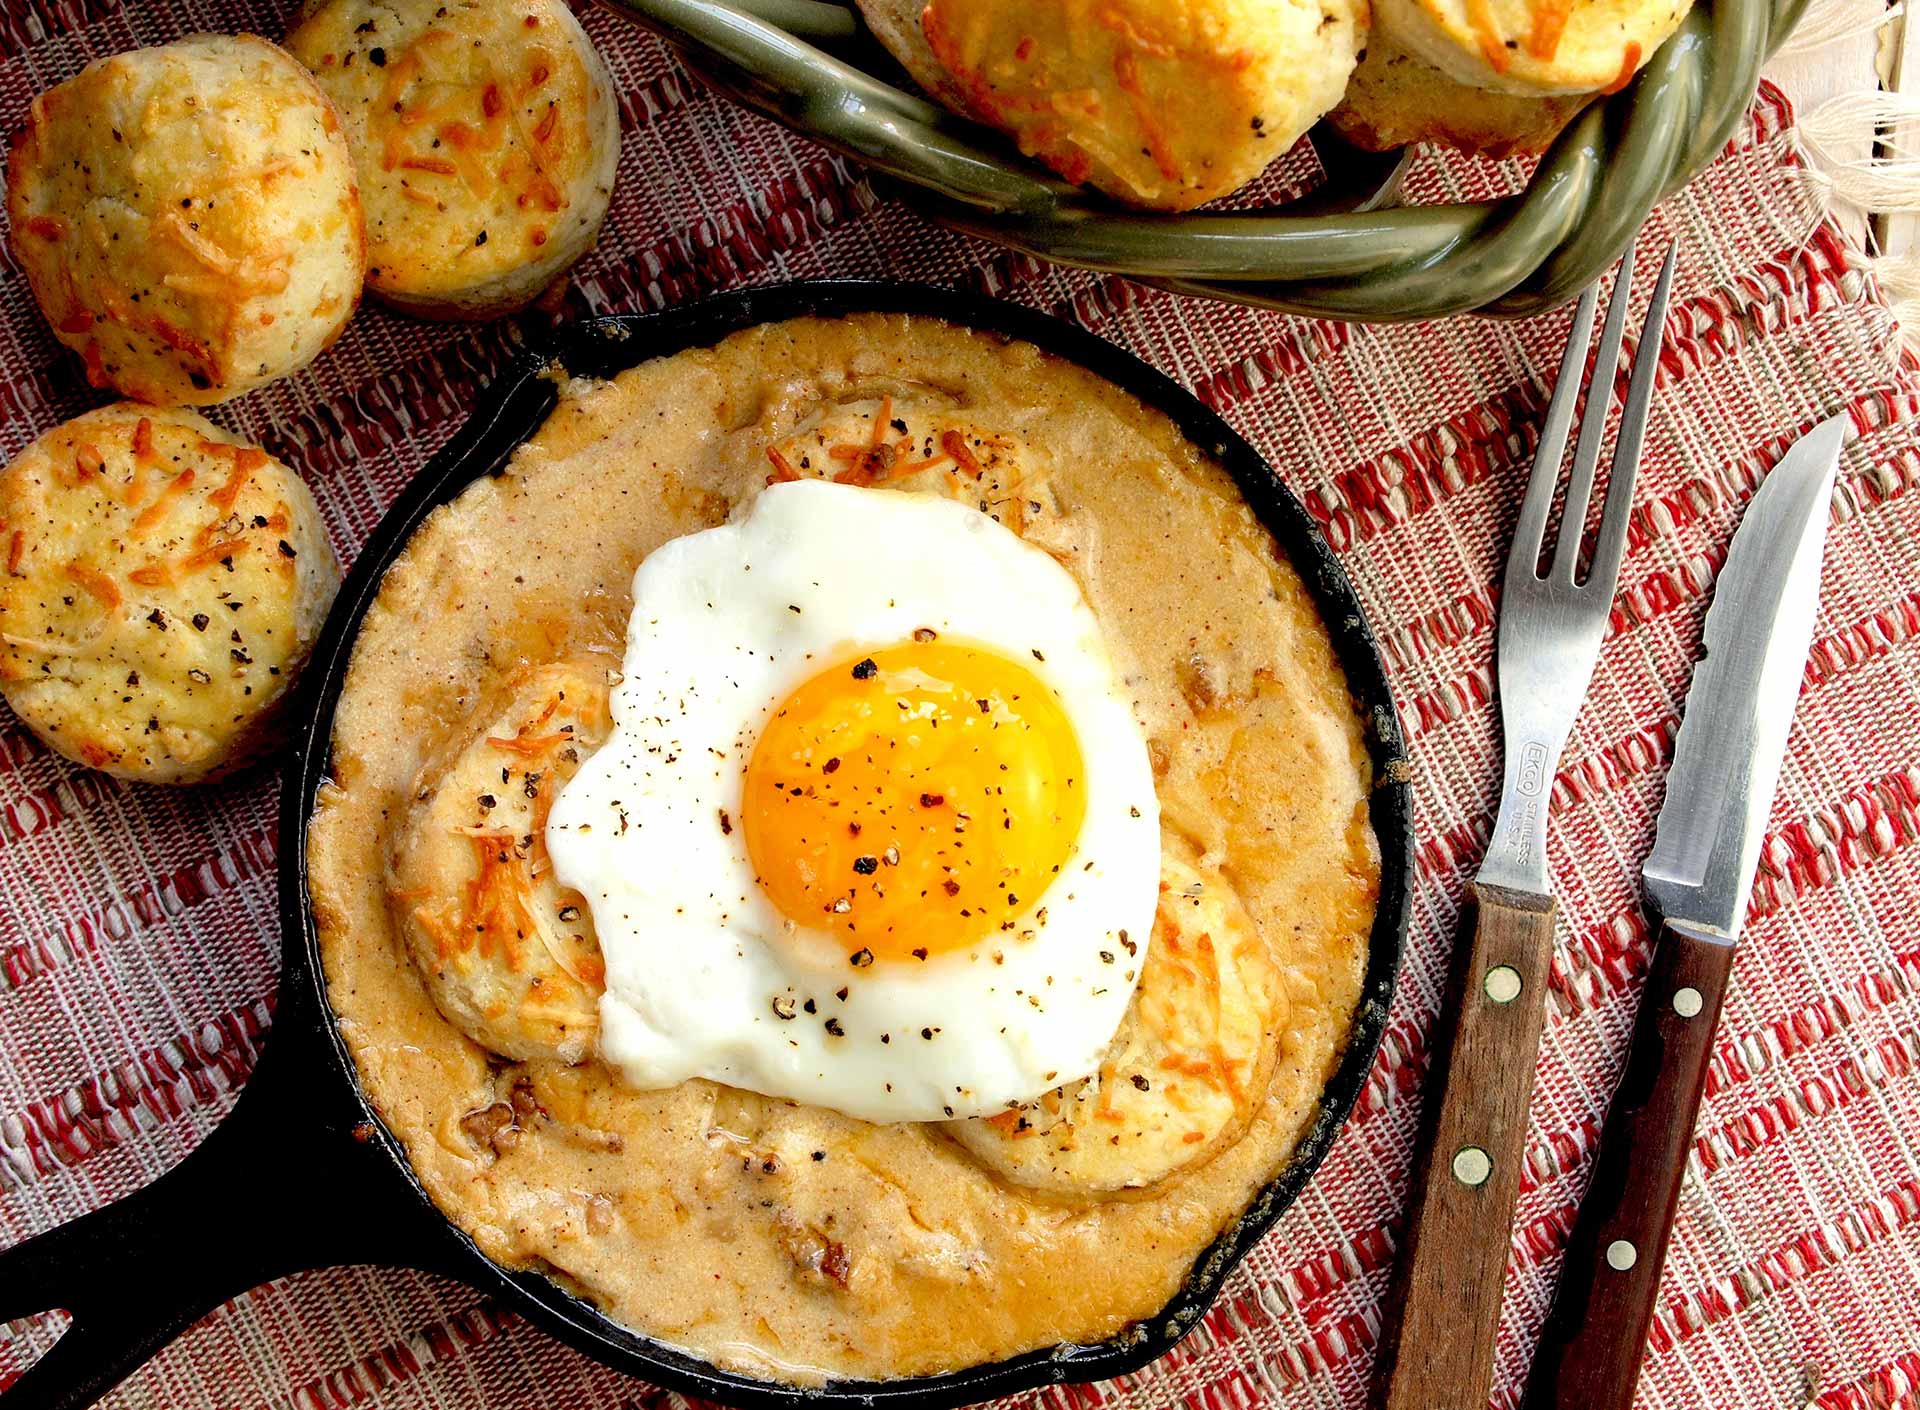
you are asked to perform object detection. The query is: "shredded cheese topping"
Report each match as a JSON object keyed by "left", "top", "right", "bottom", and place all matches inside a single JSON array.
[
  {"left": 409, "top": 689, "right": 606, "bottom": 1003},
  {"left": 372, "top": 28, "right": 569, "bottom": 224}
]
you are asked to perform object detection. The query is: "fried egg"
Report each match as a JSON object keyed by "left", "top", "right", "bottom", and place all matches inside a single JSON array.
[{"left": 547, "top": 480, "right": 1159, "bottom": 1122}]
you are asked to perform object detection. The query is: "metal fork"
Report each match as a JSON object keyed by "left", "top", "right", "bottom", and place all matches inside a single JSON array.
[{"left": 1371, "top": 244, "right": 1677, "bottom": 1410}]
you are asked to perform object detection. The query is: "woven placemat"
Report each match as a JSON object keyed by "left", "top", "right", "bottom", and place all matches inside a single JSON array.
[{"left": 1, "top": 5, "right": 1917, "bottom": 1408}]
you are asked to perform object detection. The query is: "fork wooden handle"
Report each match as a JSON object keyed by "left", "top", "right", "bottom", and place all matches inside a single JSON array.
[
  {"left": 1371, "top": 881, "right": 1557, "bottom": 1410},
  {"left": 1521, "top": 917, "right": 1736, "bottom": 1410}
]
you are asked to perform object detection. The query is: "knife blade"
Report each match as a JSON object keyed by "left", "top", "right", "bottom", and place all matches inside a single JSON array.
[
  {"left": 1523, "top": 412, "right": 1847, "bottom": 1410},
  {"left": 1642, "top": 411, "right": 1848, "bottom": 940}
]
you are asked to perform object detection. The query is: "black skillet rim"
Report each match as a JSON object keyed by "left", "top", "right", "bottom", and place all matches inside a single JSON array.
[{"left": 278, "top": 278, "right": 1413, "bottom": 1409}]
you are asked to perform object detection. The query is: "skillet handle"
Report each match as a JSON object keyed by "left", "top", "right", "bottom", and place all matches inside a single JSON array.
[{"left": 0, "top": 1033, "right": 458, "bottom": 1410}]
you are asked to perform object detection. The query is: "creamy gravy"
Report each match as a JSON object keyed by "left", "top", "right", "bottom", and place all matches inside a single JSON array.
[{"left": 307, "top": 314, "right": 1379, "bottom": 1384}]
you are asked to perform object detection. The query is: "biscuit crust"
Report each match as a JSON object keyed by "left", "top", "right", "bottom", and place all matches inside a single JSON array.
[
  {"left": 858, "top": 0, "right": 1366, "bottom": 211},
  {"left": 1328, "top": 28, "right": 1593, "bottom": 155},
  {"left": 286, "top": 0, "right": 621, "bottom": 320},
  {"left": 5, "top": 35, "right": 365, "bottom": 405},
  {"left": 1376, "top": 0, "right": 1690, "bottom": 95},
  {"left": 0, "top": 404, "right": 339, "bottom": 782}
]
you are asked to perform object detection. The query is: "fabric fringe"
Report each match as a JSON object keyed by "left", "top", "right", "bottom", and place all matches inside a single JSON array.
[
  {"left": 1863, "top": 247, "right": 1920, "bottom": 339},
  {"left": 1799, "top": 92, "right": 1920, "bottom": 211},
  {"left": 1787, "top": 6, "right": 1920, "bottom": 350},
  {"left": 1777, "top": 0, "right": 1902, "bottom": 55}
]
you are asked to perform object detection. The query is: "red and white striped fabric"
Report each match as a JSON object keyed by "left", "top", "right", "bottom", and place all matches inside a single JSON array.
[{"left": 3, "top": 4, "right": 1918, "bottom": 1408}]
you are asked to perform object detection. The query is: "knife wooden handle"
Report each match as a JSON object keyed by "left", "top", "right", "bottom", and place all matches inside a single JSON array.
[
  {"left": 1371, "top": 881, "right": 1556, "bottom": 1410},
  {"left": 1522, "top": 916, "right": 1737, "bottom": 1410}
]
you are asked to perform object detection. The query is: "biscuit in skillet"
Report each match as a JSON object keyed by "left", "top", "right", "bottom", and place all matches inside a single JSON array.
[
  {"left": 285, "top": 0, "right": 621, "bottom": 320},
  {"left": 389, "top": 656, "right": 612, "bottom": 1064},
  {"left": 0, "top": 404, "right": 339, "bottom": 783},
  {"left": 5, "top": 35, "right": 365, "bottom": 405},
  {"left": 944, "top": 845, "right": 1284, "bottom": 1197},
  {"left": 856, "top": 0, "right": 1367, "bottom": 211},
  {"left": 1328, "top": 28, "right": 1593, "bottom": 156}
]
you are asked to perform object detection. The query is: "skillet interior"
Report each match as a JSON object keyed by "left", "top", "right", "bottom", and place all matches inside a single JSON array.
[{"left": 279, "top": 279, "right": 1413, "bottom": 1408}]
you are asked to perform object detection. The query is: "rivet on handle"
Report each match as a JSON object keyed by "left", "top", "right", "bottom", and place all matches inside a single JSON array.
[
  {"left": 1606, "top": 1239, "right": 1639, "bottom": 1271},
  {"left": 1452, "top": 1146, "right": 1493, "bottom": 1187},
  {"left": 1672, "top": 986, "right": 1704, "bottom": 1018},
  {"left": 1484, "top": 965, "right": 1524, "bottom": 1003}
]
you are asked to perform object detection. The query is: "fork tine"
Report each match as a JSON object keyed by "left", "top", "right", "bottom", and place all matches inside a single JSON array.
[
  {"left": 1508, "top": 281, "right": 1600, "bottom": 582},
  {"left": 1583, "top": 242, "right": 1677, "bottom": 596},
  {"left": 1550, "top": 246, "right": 1639, "bottom": 582}
]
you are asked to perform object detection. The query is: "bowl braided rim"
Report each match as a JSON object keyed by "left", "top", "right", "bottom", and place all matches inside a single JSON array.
[{"left": 593, "top": 0, "right": 1804, "bottom": 320}]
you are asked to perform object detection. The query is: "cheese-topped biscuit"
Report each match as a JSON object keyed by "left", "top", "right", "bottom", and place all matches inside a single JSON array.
[
  {"left": 390, "top": 657, "right": 612, "bottom": 1064},
  {"left": 286, "top": 0, "right": 620, "bottom": 319},
  {"left": 1328, "top": 28, "right": 1592, "bottom": 155},
  {"left": 1376, "top": 0, "right": 1690, "bottom": 94},
  {"left": 858, "top": 0, "right": 1366, "bottom": 211},
  {"left": 0, "top": 405, "right": 339, "bottom": 782},
  {"left": 5, "top": 35, "right": 364, "bottom": 405},
  {"left": 944, "top": 846, "right": 1284, "bottom": 1197}
]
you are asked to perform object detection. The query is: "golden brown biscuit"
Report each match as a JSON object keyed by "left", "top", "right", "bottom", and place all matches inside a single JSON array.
[
  {"left": 1376, "top": 0, "right": 1689, "bottom": 94},
  {"left": 1328, "top": 28, "right": 1593, "bottom": 155},
  {"left": 944, "top": 846, "right": 1284, "bottom": 1197},
  {"left": 389, "top": 656, "right": 613, "bottom": 1064},
  {"left": 0, "top": 404, "right": 339, "bottom": 783},
  {"left": 858, "top": 0, "right": 1366, "bottom": 211},
  {"left": 285, "top": 0, "right": 620, "bottom": 320},
  {"left": 5, "top": 35, "right": 365, "bottom": 405}
]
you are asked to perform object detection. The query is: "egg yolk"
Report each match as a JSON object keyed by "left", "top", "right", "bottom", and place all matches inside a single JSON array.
[{"left": 742, "top": 638, "right": 1086, "bottom": 963}]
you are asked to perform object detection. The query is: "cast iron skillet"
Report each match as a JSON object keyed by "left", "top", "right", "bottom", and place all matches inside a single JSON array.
[{"left": 0, "top": 281, "right": 1411, "bottom": 1410}]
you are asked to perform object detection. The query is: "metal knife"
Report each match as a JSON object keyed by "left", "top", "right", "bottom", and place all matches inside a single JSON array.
[{"left": 1521, "top": 412, "right": 1849, "bottom": 1410}]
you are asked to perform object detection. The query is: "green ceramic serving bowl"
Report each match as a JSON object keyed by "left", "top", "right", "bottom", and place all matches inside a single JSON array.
[{"left": 593, "top": 0, "right": 1803, "bottom": 320}]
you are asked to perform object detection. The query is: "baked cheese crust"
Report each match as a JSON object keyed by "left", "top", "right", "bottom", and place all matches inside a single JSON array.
[
  {"left": 0, "top": 403, "right": 338, "bottom": 782},
  {"left": 6, "top": 35, "right": 364, "bottom": 404},
  {"left": 858, "top": 0, "right": 1366, "bottom": 211},
  {"left": 286, "top": 0, "right": 620, "bottom": 319},
  {"left": 1376, "top": 0, "right": 1690, "bottom": 95}
]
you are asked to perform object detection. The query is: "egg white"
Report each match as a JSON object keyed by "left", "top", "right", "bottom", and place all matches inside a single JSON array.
[{"left": 547, "top": 480, "right": 1160, "bottom": 1123}]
